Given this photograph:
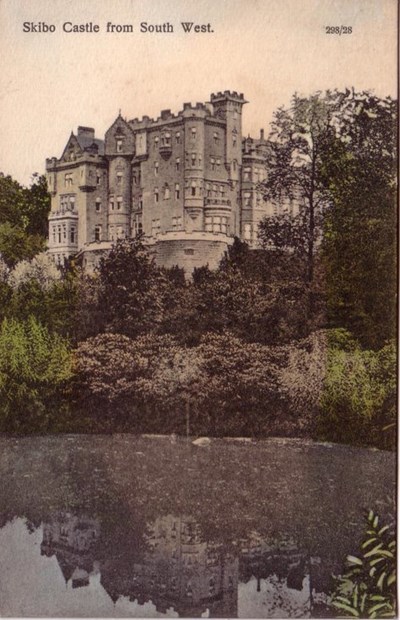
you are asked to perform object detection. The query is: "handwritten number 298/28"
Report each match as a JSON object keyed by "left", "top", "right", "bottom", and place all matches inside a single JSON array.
[{"left": 326, "top": 26, "right": 352, "bottom": 34}]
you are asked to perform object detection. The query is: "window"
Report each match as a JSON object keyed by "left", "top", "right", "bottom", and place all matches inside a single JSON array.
[
  {"left": 116, "top": 139, "right": 123, "bottom": 152},
  {"left": 184, "top": 248, "right": 194, "bottom": 256},
  {"left": 175, "top": 132, "right": 181, "bottom": 144},
  {"left": 172, "top": 216, "right": 182, "bottom": 230},
  {"left": 211, "top": 157, "right": 216, "bottom": 171},
  {"left": 70, "top": 227, "right": 76, "bottom": 243},
  {"left": 69, "top": 196, "right": 75, "bottom": 210},
  {"left": 57, "top": 226, "right": 61, "bottom": 243},
  {"left": 175, "top": 158, "right": 180, "bottom": 171},
  {"left": 164, "top": 185, "right": 170, "bottom": 200},
  {"left": 95, "top": 199, "right": 101, "bottom": 212},
  {"left": 191, "top": 181, "right": 196, "bottom": 197},
  {"left": 63, "top": 225, "right": 66, "bottom": 240},
  {"left": 243, "top": 223, "right": 252, "bottom": 240},
  {"left": 161, "top": 132, "right": 171, "bottom": 147},
  {"left": 232, "top": 130, "right": 237, "bottom": 147},
  {"left": 244, "top": 191, "right": 251, "bottom": 207},
  {"left": 154, "top": 188, "right": 159, "bottom": 203},
  {"left": 175, "top": 183, "right": 180, "bottom": 200},
  {"left": 220, "top": 185, "right": 226, "bottom": 197},
  {"left": 191, "top": 153, "right": 196, "bottom": 167},
  {"left": 198, "top": 155, "right": 202, "bottom": 167},
  {"left": 243, "top": 224, "right": 252, "bottom": 241},
  {"left": 117, "top": 172, "right": 123, "bottom": 184},
  {"left": 244, "top": 167, "right": 251, "bottom": 181},
  {"left": 154, "top": 162, "right": 159, "bottom": 176},
  {"left": 191, "top": 127, "right": 197, "bottom": 139},
  {"left": 213, "top": 132, "right": 219, "bottom": 144},
  {"left": 233, "top": 160, "right": 237, "bottom": 172},
  {"left": 151, "top": 219, "right": 161, "bottom": 236},
  {"left": 64, "top": 173, "right": 73, "bottom": 187},
  {"left": 216, "top": 158, "right": 221, "bottom": 168},
  {"left": 96, "top": 172, "right": 101, "bottom": 185},
  {"left": 212, "top": 216, "right": 221, "bottom": 233},
  {"left": 154, "top": 136, "right": 159, "bottom": 147},
  {"left": 205, "top": 216, "right": 229, "bottom": 234},
  {"left": 213, "top": 184, "right": 218, "bottom": 196},
  {"left": 117, "top": 196, "right": 122, "bottom": 210},
  {"left": 116, "top": 225, "right": 124, "bottom": 239},
  {"left": 94, "top": 225, "right": 102, "bottom": 241},
  {"left": 109, "top": 226, "right": 115, "bottom": 241},
  {"left": 110, "top": 200, "right": 115, "bottom": 211},
  {"left": 133, "top": 215, "right": 143, "bottom": 236}
]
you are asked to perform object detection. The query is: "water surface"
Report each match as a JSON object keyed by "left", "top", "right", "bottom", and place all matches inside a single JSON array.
[{"left": 0, "top": 435, "right": 395, "bottom": 618}]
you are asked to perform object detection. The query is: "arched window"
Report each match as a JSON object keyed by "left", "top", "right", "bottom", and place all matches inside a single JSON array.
[{"left": 94, "top": 225, "right": 102, "bottom": 242}]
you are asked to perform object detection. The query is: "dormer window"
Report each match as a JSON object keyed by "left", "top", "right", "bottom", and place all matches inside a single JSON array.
[{"left": 116, "top": 139, "right": 123, "bottom": 153}]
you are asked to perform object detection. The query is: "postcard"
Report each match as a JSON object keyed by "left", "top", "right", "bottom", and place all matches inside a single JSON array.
[{"left": 0, "top": 0, "right": 397, "bottom": 617}]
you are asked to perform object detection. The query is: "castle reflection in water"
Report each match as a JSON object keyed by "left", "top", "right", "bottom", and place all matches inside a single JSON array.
[{"left": 39, "top": 510, "right": 320, "bottom": 618}]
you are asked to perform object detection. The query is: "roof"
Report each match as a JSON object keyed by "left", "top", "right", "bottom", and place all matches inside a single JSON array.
[{"left": 76, "top": 134, "right": 105, "bottom": 155}]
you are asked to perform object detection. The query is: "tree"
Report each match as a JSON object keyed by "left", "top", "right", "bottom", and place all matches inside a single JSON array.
[
  {"left": 260, "top": 93, "right": 337, "bottom": 296},
  {"left": 321, "top": 91, "right": 397, "bottom": 349},
  {"left": 98, "top": 238, "right": 168, "bottom": 338},
  {"left": 0, "top": 173, "right": 50, "bottom": 266},
  {"left": 0, "top": 316, "right": 73, "bottom": 431}
]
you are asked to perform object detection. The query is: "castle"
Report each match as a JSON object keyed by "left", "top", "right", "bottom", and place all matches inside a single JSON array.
[{"left": 46, "top": 91, "right": 277, "bottom": 273}]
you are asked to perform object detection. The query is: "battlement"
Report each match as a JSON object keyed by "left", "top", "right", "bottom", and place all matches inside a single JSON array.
[{"left": 210, "top": 90, "right": 247, "bottom": 102}]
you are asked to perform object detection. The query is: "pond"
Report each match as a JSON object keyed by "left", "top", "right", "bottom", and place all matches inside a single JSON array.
[{"left": 0, "top": 435, "right": 395, "bottom": 618}]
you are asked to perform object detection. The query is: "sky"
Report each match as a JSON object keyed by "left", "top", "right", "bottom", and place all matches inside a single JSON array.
[{"left": 0, "top": 0, "right": 397, "bottom": 185}]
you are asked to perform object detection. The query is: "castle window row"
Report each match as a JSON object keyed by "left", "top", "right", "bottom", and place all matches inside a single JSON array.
[
  {"left": 60, "top": 195, "right": 76, "bottom": 212},
  {"left": 51, "top": 224, "right": 76, "bottom": 245},
  {"left": 109, "top": 225, "right": 125, "bottom": 241},
  {"left": 210, "top": 157, "right": 221, "bottom": 171},
  {"left": 109, "top": 197, "right": 124, "bottom": 210},
  {"left": 205, "top": 216, "right": 229, "bottom": 234},
  {"left": 154, "top": 184, "right": 180, "bottom": 201}
]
